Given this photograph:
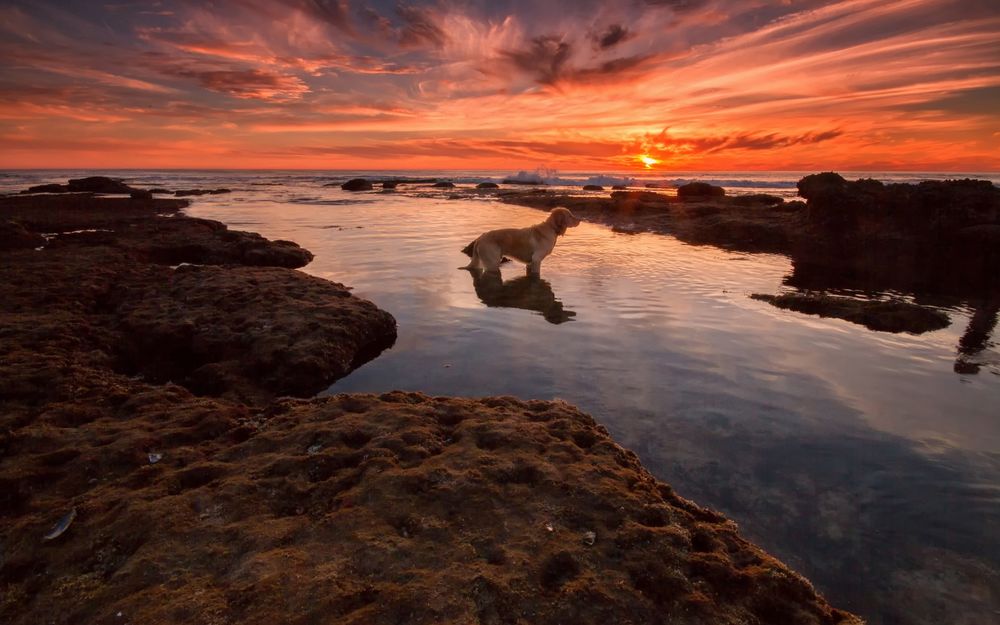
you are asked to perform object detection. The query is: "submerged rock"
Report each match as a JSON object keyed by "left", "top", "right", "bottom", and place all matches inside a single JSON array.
[
  {"left": 583, "top": 184, "right": 604, "bottom": 191},
  {"left": 476, "top": 182, "right": 499, "bottom": 189},
  {"left": 432, "top": 181, "right": 455, "bottom": 188}
]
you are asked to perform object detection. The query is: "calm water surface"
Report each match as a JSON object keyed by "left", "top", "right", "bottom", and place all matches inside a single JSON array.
[{"left": 6, "top": 171, "right": 1000, "bottom": 624}]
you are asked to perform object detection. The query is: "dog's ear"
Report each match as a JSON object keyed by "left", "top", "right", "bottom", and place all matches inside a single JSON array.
[{"left": 552, "top": 209, "right": 568, "bottom": 235}]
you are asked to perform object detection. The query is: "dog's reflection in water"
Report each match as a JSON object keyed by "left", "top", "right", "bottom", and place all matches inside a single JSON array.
[{"left": 466, "top": 270, "right": 576, "bottom": 324}]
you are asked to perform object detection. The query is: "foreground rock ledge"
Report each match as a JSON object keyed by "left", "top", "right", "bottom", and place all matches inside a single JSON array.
[
  {"left": 0, "top": 390, "right": 859, "bottom": 625},
  {"left": 1, "top": 189, "right": 857, "bottom": 624}
]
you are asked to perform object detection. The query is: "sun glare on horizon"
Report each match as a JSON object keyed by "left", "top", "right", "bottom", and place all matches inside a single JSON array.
[{"left": 638, "top": 155, "right": 660, "bottom": 169}]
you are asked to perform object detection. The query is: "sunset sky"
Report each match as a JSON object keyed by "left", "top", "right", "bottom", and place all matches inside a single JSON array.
[{"left": 1, "top": 0, "right": 998, "bottom": 171}]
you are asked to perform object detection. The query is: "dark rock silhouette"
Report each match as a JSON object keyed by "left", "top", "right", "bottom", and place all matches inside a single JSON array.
[
  {"left": 502, "top": 178, "right": 545, "bottom": 185},
  {"left": 677, "top": 182, "right": 726, "bottom": 199},
  {"left": 67, "top": 176, "right": 135, "bottom": 194},
  {"left": 0, "top": 220, "right": 45, "bottom": 250},
  {"left": 341, "top": 178, "right": 373, "bottom": 191},
  {"left": 432, "top": 181, "right": 455, "bottom": 188},
  {"left": 476, "top": 182, "right": 499, "bottom": 189},
  {"left": 21, "top": 183, "right": 68, "bottom": 194},
  {"left": 612, "top": 185, "right": 627, "bottom": 190},
  {"left": 733, "top": 194, "right": 785, "bottom": 207},
  {"left": 583, "top": 184, "right": 604, "bottom": 191}
]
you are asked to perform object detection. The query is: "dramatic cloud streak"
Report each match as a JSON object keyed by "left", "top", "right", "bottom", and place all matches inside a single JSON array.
[{"left": 0, "top": 0, "right": 996, "bottom": 169}]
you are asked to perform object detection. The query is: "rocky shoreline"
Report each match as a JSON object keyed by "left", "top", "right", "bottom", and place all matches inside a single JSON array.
[{"left": 1, "top": 183, "right": 859, "bottom": 624}]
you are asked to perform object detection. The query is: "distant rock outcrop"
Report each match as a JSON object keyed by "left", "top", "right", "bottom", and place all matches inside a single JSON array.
[
  {"left": 174, "top": 188, "right": 232, "bottom": 197},
  {"left": 476, "top": 182, "right": 500, "bottom": 189},
  {"left": 677, "top": 182, "right": 726, "bottom": 199},
  {"left": 583, "top": 185, "right": 604, "bottom": 191},
  {"left": 341, "top": 178, "right": 374, "bottom": 191},
  {"left": 432, "top": 181, "right": 455, "bottom": 188}
]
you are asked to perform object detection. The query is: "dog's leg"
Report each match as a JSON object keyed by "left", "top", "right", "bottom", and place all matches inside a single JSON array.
[
  {"left": 462, "top": 240, "right": 481, "bottom": 270},
  {"left": 477, "top": 241, "right": 504, "bottom": 273}
]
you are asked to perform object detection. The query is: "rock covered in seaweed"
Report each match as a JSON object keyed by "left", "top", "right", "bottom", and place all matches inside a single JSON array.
[{"left": 0, "top": 389, "right": 861, "bottom": 625}]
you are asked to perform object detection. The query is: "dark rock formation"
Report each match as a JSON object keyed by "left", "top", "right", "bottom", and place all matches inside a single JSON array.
[
  {"left": 0, "top": 193, "right": 396, "bottom": 405},
  {"left": 432, "top": 181, "right": 455, "bottom": 188},
  {"left": 476, "top": 182, "right": 500, "bottom": 189},
  {"left": 751, "top": 293, "right": 951, "bottom": 334},
  {"left": 20, "top": 176, "right": 138, "bottom": 195},
  {"left": 115, "top": 265, "right": 396, "bottom": 399},
  {"left": 129, "top": 189, "right": 153, "bottom": 200},
  {"left": 678, "top": 182, "right": 726, "bottom": 199},
  {"left": 67, "top": 176, "right": 136, "bottom": 194},
  {"left": 0, "top": 220, "right": 45, "bottom": 250},
  {"left": 583, "top": 184, "right": 605, "bottom": 191},
  {"left": 149, "top": 188, "right": 172, "bottom": 194},
  {"left": 612, "top": 185, "right": 628, "bottom": 190},
  {"left": 341, "top": 178, "right": 374, "bottom": 191},
  {"left": 611, "top": 190, "right": 675, "bottom": 203},
  {"left": 21, "top": 183, "right": 68, "bottom": 194},
  {"left": 382, "top": 181, "right": 399, "bottom": 189},
  {"left": 733, "top": 194, "right": 785, "bottom": 207}
]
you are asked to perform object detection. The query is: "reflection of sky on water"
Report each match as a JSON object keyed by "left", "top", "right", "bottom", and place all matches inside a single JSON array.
[{"left": 172, "top": 178, "right": 995, "bottom": 625}]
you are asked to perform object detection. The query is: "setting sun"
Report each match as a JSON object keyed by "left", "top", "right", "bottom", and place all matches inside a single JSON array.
[{"left": 638, "top": 155, "right": 660, "bottom": 169}]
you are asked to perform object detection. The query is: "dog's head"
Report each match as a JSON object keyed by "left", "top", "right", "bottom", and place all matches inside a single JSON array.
[{"left": 548, "top": 207, "right": 581, "bottom": 235}]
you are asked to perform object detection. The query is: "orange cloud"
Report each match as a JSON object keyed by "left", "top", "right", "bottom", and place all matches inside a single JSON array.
[{"left": 0, "top": 0, "right": 996, "bottom": 170}]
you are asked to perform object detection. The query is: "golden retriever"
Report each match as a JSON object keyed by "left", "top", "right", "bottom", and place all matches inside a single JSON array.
[{"left": 462, "top": 207, "right": 581, "bottom": 274}]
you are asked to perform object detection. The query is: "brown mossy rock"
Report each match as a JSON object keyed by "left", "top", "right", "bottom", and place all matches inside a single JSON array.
[
  {"left": 678, "top": 182, "right": 726, "bottom": 199},
  {"left": 1, "top": 194, "right": 396, "bottom": 406},
  {"left": 114, "top": 265, "right": 396, "bottom": 402},
  {"left": 0, "top": 391, "right": 861, "bottom": 625},
  {"left": 0, "top": 220, "right": 45, "bottom": 250},
  {"left": 752, "top": 293, "right": 950, "bottom": 334},
  {"left": 341, "top": 179, "right": 373, "bottom": 191}
]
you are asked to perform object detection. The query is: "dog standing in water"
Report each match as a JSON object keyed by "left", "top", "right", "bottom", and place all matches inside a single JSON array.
[{"left": 462, "top": 207, "right": 581, "bottom": 275}]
